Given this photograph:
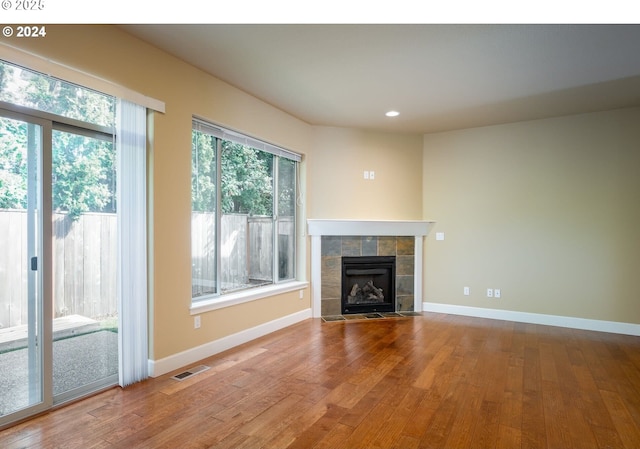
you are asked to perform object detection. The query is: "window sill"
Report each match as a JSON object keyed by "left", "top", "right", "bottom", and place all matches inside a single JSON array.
[{"left": 190, "top": 280, "right": 309, "bottom": 315}]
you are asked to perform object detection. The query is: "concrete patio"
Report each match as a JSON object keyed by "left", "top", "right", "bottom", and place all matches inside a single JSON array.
[{"left": 0, "top": 316, "right": 118, "bottom": 416}]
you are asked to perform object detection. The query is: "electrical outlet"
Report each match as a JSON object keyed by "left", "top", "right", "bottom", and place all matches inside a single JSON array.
[
  {"left": 487, "top": 288, "right": 493, "bottom": 298},
  {"left": 364, "top": 171, "right": 369, "bottom": 180},
  {"left": 435, "top": 232, "right": 445, "bottom": 241},
  {"left": 369, "top": 171, "right": 375, "bottom": 180},
  {"left": 299, "top": 290, "right": 304, "bottom": 299},
  {"left": 194, "top": 315, "right": 201, "bottom": 329},
  {"left": 494, "top": 289, "right": 501, "bottom": 298},
  {"left": 463, "top": 286, "right": 470, "bottom": 296}
]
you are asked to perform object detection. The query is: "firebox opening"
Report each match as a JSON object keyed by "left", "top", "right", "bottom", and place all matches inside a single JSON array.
[{"left": 341, "top": 256, "right": 396, "bottom": 314}]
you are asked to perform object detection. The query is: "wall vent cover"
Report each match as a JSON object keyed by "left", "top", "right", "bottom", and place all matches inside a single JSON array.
[{"left": 171, "top": 364, "right": 210, "bottom": 381}]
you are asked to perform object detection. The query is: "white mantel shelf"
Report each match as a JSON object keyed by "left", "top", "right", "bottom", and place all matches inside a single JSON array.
[
  {"left": 307, "top": 219, "right": 436, "bottom": 318},
  {"left": 307, "top": 219, "right": 435, "bottom": 237}
]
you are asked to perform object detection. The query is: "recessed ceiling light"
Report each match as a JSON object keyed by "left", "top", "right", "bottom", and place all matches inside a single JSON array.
[{"left": 385, "top": 110, "right": 400, "bottom": 117}]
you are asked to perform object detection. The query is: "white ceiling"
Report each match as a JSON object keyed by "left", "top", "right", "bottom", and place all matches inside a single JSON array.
[{"left": 120, "top": 24, "right": 640, "bottom": 134}]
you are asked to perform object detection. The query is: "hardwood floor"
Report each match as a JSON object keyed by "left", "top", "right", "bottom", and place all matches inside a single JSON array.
[{"left": 2, "top": 312, "right": 640, "bottom": 448}]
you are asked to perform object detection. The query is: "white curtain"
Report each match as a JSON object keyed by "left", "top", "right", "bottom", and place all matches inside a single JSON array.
[{"left": 116, "top": 99, "right": 148, "bottom": 386}]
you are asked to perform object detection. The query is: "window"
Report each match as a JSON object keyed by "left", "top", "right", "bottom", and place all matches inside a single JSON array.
[{"left": 191, "top": 119, "right": 300, "bottom": 301}]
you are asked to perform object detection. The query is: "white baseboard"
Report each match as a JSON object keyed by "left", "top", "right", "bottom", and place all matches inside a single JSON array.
[
  {"left": 148, "top": 308, "right": 312, "bottom": 377},
  {"left": 422, "top": 302, "right": 640, "bottom": 336}
]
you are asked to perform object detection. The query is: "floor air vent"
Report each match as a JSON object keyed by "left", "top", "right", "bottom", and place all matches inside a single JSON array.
[{"left": 171, "top": 364, "right": 210, "bottom": 381}]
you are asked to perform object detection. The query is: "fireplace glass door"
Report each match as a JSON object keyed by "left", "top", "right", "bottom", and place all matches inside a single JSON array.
[{"left": 341, "top": 256, "right": 395, "bottom": 314}]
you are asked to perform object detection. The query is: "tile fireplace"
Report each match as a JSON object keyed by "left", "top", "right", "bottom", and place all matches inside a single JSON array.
[{"left": 307, "top": 220, "right": 435, "bottom": 318}]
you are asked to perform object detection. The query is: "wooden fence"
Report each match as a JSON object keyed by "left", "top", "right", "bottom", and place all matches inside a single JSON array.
[
  {"left": 1, "top": 210, "right": 295, "bottom": 327},
  {"left": 191, "top": 214, "right": 295, "bottom": 296},
  {"left": 0, "top": 210, "right": 117, "bottom": 329},
  {"left": 52, "top": 212, "right": 117, "bottom": 322}
]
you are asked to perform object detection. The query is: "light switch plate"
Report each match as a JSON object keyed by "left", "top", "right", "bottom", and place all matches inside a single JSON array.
[{"left": 435, "top": 232, "right": 445, "bottom": 241}]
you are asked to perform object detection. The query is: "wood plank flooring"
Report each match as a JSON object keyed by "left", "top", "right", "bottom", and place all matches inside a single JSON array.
[{"left": 2, "top": 312, "right": 640, "bottom": 448}]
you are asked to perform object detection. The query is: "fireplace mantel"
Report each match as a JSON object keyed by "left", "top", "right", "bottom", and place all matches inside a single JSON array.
[
  {"left": 307, "top": 219, "right": 435, "bottom": 237},
  {"left": 307, "top": 219, "right": 435, "bottom": 317}
]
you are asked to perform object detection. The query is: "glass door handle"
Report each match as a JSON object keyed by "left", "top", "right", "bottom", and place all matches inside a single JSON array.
[{"left": 31, "top": 256, "right": 38, "bottom": 271}]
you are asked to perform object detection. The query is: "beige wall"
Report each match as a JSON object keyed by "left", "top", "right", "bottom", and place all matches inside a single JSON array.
[
  {"left": 308, "top": 126, "right": 423, "bottom": 220},
  {"left": 423, "top": 107, "right": 640, "bottom": 324}
]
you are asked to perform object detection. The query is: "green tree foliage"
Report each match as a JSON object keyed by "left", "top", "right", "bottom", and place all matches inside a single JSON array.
[
  {"left": 277, "top": 157, "right": 296, "bottom": 217},
  {"left": 0, "top": 64, "right": 26, "bottom": 209},
  {"left": 221, "top": 141, "right": 273, "bottom": 216},
  {"left": 192, "top": 132, "right": 276, "bottom": 216},
  {"left": 52, "top": 131, "right": 115, "bottom": 219},
  {"left": 191, "top": 131, "right": 216, "bottom": 213},
  {"left": 0, "top": 118, "right": 27, "bottom": 209},
  {"left": 18, "top": 68, "right": 115, "bottom": 128},
  {"left": 0, "top": 63, "right": 19, "bottom": 106},
  {"left": 0, "top": 61, "right": 116, "bottom": 219}
]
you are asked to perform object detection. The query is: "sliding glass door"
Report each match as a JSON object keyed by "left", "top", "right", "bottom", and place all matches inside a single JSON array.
[
  {"left": 0, "top": 113, "right": 50, "bottom": 420},
  {"left": 1, "top": 59, "right": 148, "bottom": 428},
  {"left": 0, "top": 108, "right": 119, "bottom": 426}
]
